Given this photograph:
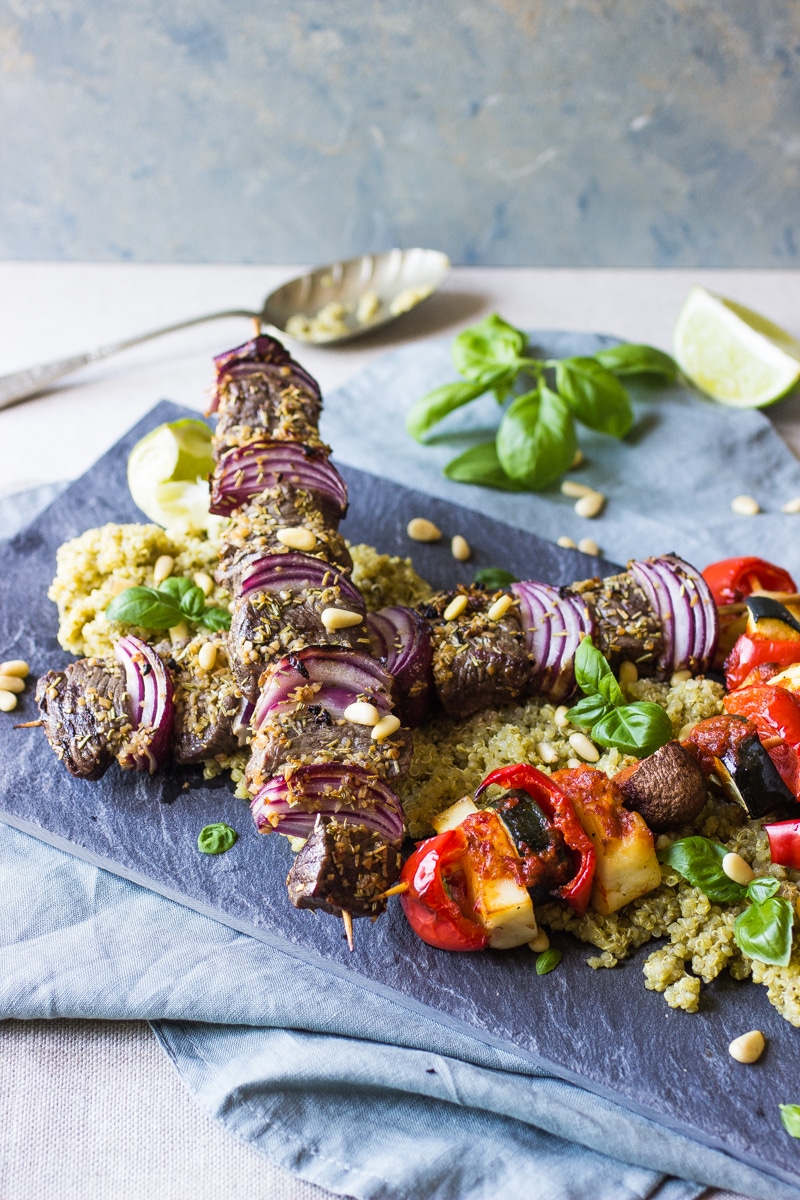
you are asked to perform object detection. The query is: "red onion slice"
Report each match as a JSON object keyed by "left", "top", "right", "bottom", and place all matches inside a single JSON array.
[
  {"left": 114, "top": 635, "right": 175, "bottom": 773},
  {"left": 239, "top": 553, "right": 365, "bottom": 614},
  {"left": 251, "top": 763, "right": 404, "bottom": 843},
  {"left": 209, "top": 335, "right": 321, "bottom": 412},
  {"left": 253, "top": 648, "right": 395, "bottom": 729},
  {"left": 512, "top": 583, "right": 592, "bottom": 701},
  {"left": 512, "top": 582, "right": 555, "bottom": 681},
  {"left": 209, "top": 441, "right": 348, "bottom": 517},
  {"left": 629, "top": 554, "right": 718, "bottom": 676},
  {"left": 367, "top": 606, "right": 433, "bottom": 726}
]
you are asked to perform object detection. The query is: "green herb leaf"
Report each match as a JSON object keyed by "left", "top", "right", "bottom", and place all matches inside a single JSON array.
[
  {"left": 179, "top": 585, "right": 207, "bottom": 621},
  {"left": 780, "top": 1105, "right": 800, "bottom": 1138},
  {"left": 535, "top": 947, "right": 562, "bottom": 975},
  {"left": 406, "top": 374, "right": 510, "bottom": 441},
  {"left": 591, "top": 701, "right": 673, "bottom": 757},
  {"left": 473, "top": 567, "right": 518, "bottom": 589},
  {"left": 106, "top": 586, "right": 182, "bottom": 631},
  {"left": 199, "top": 606, "right": 232, "bottom": 632},
  {"left": 747, "top": 876, "right": 781, "bottom": 904},
  {"left": 734, "top": 896, "right": 793, "bottom": 966},
  {"left": 157, "top": 576, "right": 197, "bottom": 602},
  {"left": 555, "top": 357, "right": 634, "bottom": 438},
  {"left": 594, "top": 343, "right": 678, "bottom": 380},
  {"left": 197, "top": 822, "right": 238, "bottom": 855},
  {"left": 496, "top": 386, "right": 576, "bottom": 489},
  {"left": 452, "top": 314, "right": 527, "bottom": 379},
  {"left": 444, "top": 441, "right": 526, "bottom": 492},
  {"left": 567, "top": 694, "right": 612, "bottom": 729},
  {"left": 658, "top": 837, "right": 748, "bottom": 904},
  {"left": 573, "top": 636, "right": 624, "bottom": 705}
]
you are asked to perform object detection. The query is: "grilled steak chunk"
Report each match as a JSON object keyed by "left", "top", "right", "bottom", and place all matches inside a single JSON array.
[
  {"left": 286, "top": 820, "right": 401, "bottom": 917},
  {"left": 167, "top": 635, "right": 242, "bottom": 764},
  {"left": 424, "top": 588, "right": 531, "bottom": 718},
  {"left": 214, "top": 373, "right": 324, "bottom": 449},
  {"left": 572, "top": 571, "right": 664, "bottom": 674},
  {"left": 35, "top": 658, "right": 130, "bottom": 780}
]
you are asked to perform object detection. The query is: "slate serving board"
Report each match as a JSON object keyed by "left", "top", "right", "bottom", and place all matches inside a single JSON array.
[{"left": 1, "top": 400, "right": 798, "bottom": 1190}]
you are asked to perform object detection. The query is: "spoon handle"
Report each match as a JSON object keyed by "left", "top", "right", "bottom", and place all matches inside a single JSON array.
[{"left": 0, "top": 307, "right": 258, "bottom": 411}]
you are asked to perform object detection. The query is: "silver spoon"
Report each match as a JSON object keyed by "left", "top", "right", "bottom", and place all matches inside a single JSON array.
[{"left": 0, "top": 247, "right": 450, "bottom": 411}]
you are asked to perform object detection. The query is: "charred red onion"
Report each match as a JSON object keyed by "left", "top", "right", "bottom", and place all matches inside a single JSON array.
[
  {"left": 238, "top": 552, "right": 365, "bottom": 613},
  {"left": 209, "top": 335, "right": 321, "bottom": 412},
  {"left": 114, "top": 635, "right": 175, "bottom": 773},
  {"left": 251, "top": 763, "right": 404, "bottom": 843},
  {"left": 628, "top": 554, "right": 718, "bottom": 676},
  {"left": 512, "top": 582, "right": 595, "bottom": 702},
  {"left": 209, "top": 441, "right": 348, "bottom": 517},
  {"left": 367, "top": 606, "right": 433, "bottom": 726},
  {"left": 253, "top": 648, "right": 395, "bottom": 729}
]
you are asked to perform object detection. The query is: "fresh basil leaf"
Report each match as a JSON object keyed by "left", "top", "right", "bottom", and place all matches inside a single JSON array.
[
  {"left": 594, "top": 343, "right": 678, "bottom": 380},
  {"left": 452, "top": 314, "right": 527, "bottom": 379},
  {"left": 444, "top": 442, "right": 526, "bottom": 492},
  {"left": 555, "top": 357, "right": 634, "bottom": 438},
  {"left": 747, "top": 876, "right": 781, "bottom": 904},
  {"left": 658, "top": 837, "right": 748, "bottom": 904},
  {"left": 566, "top": 694, "right": 612, "bottom": 729},
  {"left": 573, "top": 635, "right": 623, "bottom": 703},
  {"left": 179, "top": 585, "right": 207, "bottom": 621},
  {"left": 199, "top": 606, "right": 232, "bottom": 632},
  {"left": 535, "top": 947, "right": 562, "bottom": 975},
  {"left": 496, "top": 386, "right": 576, "bottom": 490},
  {"left": 780, "top": 1105, "right": 800, "bottom": 1138},
  {"left": 734, "top": 896, "right": 793, "bottom": 967},
  {"left": 157, "top": 576, "right": 196, "bottom": 602},
  {"left": 473, "top": 567, "right": 518, "bottom": 588},
  {"left": 106, "top": 586, "right": 182, "bottom": 631},
  {"left": 406, "top": 378, "right": 503, "bottom": 442},
  {"left": 591, "top": 701, "right": 673, "bottom": 757}
]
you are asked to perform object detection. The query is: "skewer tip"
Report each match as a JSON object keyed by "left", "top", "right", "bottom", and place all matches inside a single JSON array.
[
  {"left": 342, "top": 909, "right": 354, "bottom": 952},
  {"left": 14, "top": 720, "right": 43, "bottom": 729},
  {"left": 378, "top": 881, "right": 410, "bottom": 900},
  {"left": 251, "top": 316, "right": 263, "bottom": 337}
]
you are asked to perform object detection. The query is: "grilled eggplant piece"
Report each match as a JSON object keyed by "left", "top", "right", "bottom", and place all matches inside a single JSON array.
[
  {"left": 744, "top": 596, "right": 800, "bottom": 642},
  {"left": 684, "top": 714, "right": 796, "bottom": 818},
  {"left": 485, "top": 789, "right": 575, "bottom": 902},
  {"left": 286, "top": 820, "right": 401, "bottom": 917},
  {"left": 35, "top": 659, "right": 130, "bottom": 780}
]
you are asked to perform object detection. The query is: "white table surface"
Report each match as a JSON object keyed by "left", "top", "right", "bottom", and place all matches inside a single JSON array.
[{"left": 2, "top": 263, "right": 799, "bottom": 1200}]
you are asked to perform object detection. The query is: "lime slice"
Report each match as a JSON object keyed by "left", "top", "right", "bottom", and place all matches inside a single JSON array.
[
  {"left": 128, "top": 419, "right": 217, "bottom": 531},
  {"left": 673, "top": 287, "right": 800, "bottom": 408}
]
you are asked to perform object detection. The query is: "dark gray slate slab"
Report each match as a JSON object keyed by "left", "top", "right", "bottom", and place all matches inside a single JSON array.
[{"left": 1, "top": 401, "right": 798, "bottom": 1190}]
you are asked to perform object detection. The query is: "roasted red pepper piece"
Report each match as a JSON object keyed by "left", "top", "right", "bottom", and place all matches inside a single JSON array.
[
  {"left": 724, "top": 634, "right": 800, "bottom": 692},
  {"left": 703, "top": 557, "right": 796, "bottom": 606},
  {"left": 764, "top": 818, "right": 800, "bottom": 870},
  {"left": 476, "top": 763, "right": 596, "bottom": 914},
  {"left": 723, "top": 685, "right": 800, "bottom": 797},
  {"left": 399, "top": 827, "right": 489, "bottom": 952}
]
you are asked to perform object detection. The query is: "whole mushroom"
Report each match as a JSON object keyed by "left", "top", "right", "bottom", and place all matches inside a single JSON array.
[{"left": 615, "top": 742, "right": 708, "bottom": 831}]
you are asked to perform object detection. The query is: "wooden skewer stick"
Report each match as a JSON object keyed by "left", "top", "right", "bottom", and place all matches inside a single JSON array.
[
  {"left": 718, "top": 592, "right": 800, "bottom": 616},
  {"left": 377, "top": 881, "right": 410, "bottom": 900},
  {"left": 342, "top": 909, "right": 354, "bottom": 952},
  {"left": 14, "top": 720, "right": 43, "bottom": 729},
  {"left": 251, "top": 316, "right": 263, "bottom": 338}
]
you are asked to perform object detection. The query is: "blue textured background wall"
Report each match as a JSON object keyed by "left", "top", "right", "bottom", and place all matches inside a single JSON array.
[{"left": 2, "top": 1, "right": 799, "bottom": 266}]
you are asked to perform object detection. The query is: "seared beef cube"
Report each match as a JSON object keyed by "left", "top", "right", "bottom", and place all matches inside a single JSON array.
[
  {"left": 424, "top": 588, "right": 531, "bottom": 718},
  {"left": 246, "top": 710, "right": 413, "bottom": 791},
  {"left": 214, "top": 372, "right": 324, "bottom": 450},
  {"left": 167, "top": 635, "right": 242, "bottom": 764},
  {"left": 286, "top": 821, "right": 401, "bottom": 917},
  {"left": 572, "top": 571, "right": 663, "bottom": 674},
  {"left": 229, "top": 585, "right": 370, "bottom": 703},
  {"left": 35, "top": 658, "right": 130, "bottom": 780}
]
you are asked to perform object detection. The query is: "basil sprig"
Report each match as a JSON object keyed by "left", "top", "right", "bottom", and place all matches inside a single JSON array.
[
  {"left": 658, "top": 837, "right": 795, "bottom": 967},
  {"left": 567, "top": 636, "right": 673, "bottom": 757},
  {"left": 106, "top": 576, "right": 231, "bottom": 632},
  {"left": 473, "top": 566, "right": 518, "bottom": 589},
  {"left": 780, "top": 1105, "right": 800, "bottom": 1138},
  {"left": 406, "top": 315, "right": 677, "bottom": 492}
]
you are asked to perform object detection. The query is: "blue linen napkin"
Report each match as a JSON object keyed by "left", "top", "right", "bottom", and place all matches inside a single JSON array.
[{"left": 4, "top": 330, "right": 800, "bottom": 1200}]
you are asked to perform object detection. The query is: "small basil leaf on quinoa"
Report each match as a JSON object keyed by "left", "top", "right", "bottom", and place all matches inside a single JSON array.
[
  {"left": 106, "top": 586, "right": 183, "bottom": 630},
  {"left": 591, "top": 702, "right": 672, "bottom": 758},
  {"left": 573, "top": 637, "right": 624, "bottom": 705},
  {"left": 473, "top": 566, "right": 518, "bottom": 589},
  {"left": 157, "top": 576, "right": 197, "bottom": 602},
  {"left": 780, "top": 1105, "right": 800, "bottom": 1138},
  {"left": 535, "top": 947, "right": 562, "bottom": 975},
  {"left": 747, "top": 876, "right": 781, "bottom": 904},
  {"left": 734, "top": 896, "right": 793, "bottom": 967},
  {"left": 178, "top": 585, "right": 207, "bottom": 621},
  {"left": 198, "top": 606, "right": 232, "bottom": 632},
  {"left": 658, "top": 837, "right": 748, "bottom": 904},
  {"left": 567, "top": 693, "right": 612, "bottom": 729}
]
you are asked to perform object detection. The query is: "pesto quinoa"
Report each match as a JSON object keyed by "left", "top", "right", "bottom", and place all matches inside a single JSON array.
[{"left": 48, "top": 522, "right": 800, "bottom": 1025}]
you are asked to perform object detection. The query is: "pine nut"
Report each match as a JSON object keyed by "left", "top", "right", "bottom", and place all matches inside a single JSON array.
[
  {"left": 671, "top": 669, "right": 692, "bottom": 686},
  {"left": 321, "top": 608, "right": 363, "bottom": 632},
  {"left": 728, "top": 1030, "right": 765, "bottom": 1064},
  {"left": 277, "top": 526, "right": 318, "bottom": 552},
  {"left": 153, "top": 554, "right": 175, "bottom": 584},
  {"left": 537, "top": 740, "right": 559, "bottom": 765},
  {"left": 566, "top": 758, "right": 582, "bottom": 769},
  {"left": 198, "top": 643, "right": 217, "bottom": 672},
  {"left": 678, "top": 721, "right": 697, "bottom": 741},
  {"left": 529, "top": 929, "right": 550, "bottom": 953},
  {"left": 571, "top": 449, "right": 585, "bottom": 468},
  {"left": 193, "top": 572, "right": 214, "bottom": 596},
  {"left": 731, "top": 495, "right": 760, "bottom": 516},
  {"left": 569, "top": 731, "right": 600, "bottom": 762},
  {"left": 578, "top": 538, "right": 600, "bottom": 557},
  {"left": 561, "top": 480, "right": 595, "bottom": 499},
  {"left": 574, "top": 491, "right": 606, "bottom": 519},
  {"left": 0, "top": 659, "right": 29, "bottom": 678},
  {"left": 372, "top": 714, "right": 402, "bottom": 741},
  {"left": 0, "top": 690, "right": 17, "bottom": 713},
  {"left": 557, "top": 536, "right": 577, "bottom": 549},
  {"left": 407, "top": 517, "right": 441, "bottom": 542},
  {"left": 487, "top": 594, "right": 513, "bottom": 621},
  {"left": 782, "top": 497, "right": 800, "bottom": 514},
  {"left": 443, "top": 594, "right": 468, "bottom": 621},
  {"left": 619, "top": 661, "right": 638, "bottom": 684},
  {"left": 0, "top": 675, "right": 25, "bottom": 693},
  {"left": 722, "top": 852, "right": 755, "bottom": 885},
  {"left": 451, "top": 534, "right": 471, "bottom": 561},
  {"left": 169, "top": 621, "right": 189, "bottom": 643},
  {"left": 344, "top": 701, "right": 381, "bottom": 726},
  {"left": 554, "top": 705, "right": 570, "bottom": 729}
]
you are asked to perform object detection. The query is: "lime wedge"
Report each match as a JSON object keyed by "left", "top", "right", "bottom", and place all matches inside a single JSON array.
[
  {"left": 128, "top": 419, "right": 217, "bottom": 531},
  {"left": 673, "top": 287, "right": 800, "bottom": 408}
]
